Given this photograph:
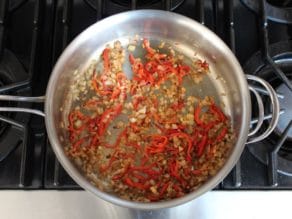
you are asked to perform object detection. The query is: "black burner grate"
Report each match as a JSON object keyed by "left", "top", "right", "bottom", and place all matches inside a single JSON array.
[
  {"left": 223, "top": 0, "right": 292, "bottom": 189},
  {"left": 0, "top": 0, "right": 52, "bottom": 188},
  {"left": 9, "top": 0, "right": 27, "bottom": 11},
  {"left": 241, "top": 0, "right": 292, "bottom": 24}
]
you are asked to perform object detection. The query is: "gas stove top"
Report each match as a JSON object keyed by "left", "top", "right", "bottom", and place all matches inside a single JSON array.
[{"left": 0, "top": 0, "right": 291, "bottom": 190}]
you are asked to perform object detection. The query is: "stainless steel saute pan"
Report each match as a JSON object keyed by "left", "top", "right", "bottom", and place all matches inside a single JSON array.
[{"left": 0, "top": 10, "right": 280, "bottom": 209}]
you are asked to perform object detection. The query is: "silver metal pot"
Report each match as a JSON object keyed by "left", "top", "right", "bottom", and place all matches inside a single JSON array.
[{"left": 0, "top": 10, "right": 280, "bottom": 209}]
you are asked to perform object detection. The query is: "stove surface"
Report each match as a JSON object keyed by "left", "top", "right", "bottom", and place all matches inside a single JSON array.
[{"left": 0, "top": 0, "right": 291, "bottom": 191}]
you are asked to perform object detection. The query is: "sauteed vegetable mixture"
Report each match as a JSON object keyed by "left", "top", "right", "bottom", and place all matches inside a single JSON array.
[{"left": 65, "top": 39, "right": 235, "bottom": 202}]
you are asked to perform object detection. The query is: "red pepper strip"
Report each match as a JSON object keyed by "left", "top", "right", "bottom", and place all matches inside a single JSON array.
[
  {"left": 111, "top": 88, "right": 121, "bottom": 99},
  {"left": 91, "top": 74, "right": 112, "bottom": 95},
  {"left": 215, "top": 127, "right": 228, "bottom": 142},
  {"left": 130, "top": 83, "right": 138, "bottom": 95},
  {"left": 99, "top": 151, "right": 118, "bottom": 172},
  {"left": 83, "top": 99, "right": 101, "bottom": 108},
  {"left": 132, "top": 63, "right": 144, "bottom": 78},
  {"left": 129, "top": 53, "right": 135, "bottom": 65},
  {"left": 102, "top": 48, "right": 110, "bottom": 73},
  {"left": 147, "top": 195, "right": 160, "bottom": 202},
  {"left": 207, "top": 145, "right": 216, "bottom": 159},
  {"left": 183, "top": 167, "right": 191, "bottom": 177},
  {"left": 192, "top": 169, "right": 202, "bottom": 175},
  {"left": 172, "top": 184, "right": 182, "bottom": 198},
  {"left": 151, "top": 135, "right": 168, "bottom": 146},
  {"left": 153, "top": 53, "right": 168, "bottom": 61},
  {"left": 131, "top": 171, "right": 149, "bottom": 182},
  {"left": 116, "top": 72, "right": 127, "bottom": 100},
  {"left": 169, "top": 132, "right": 192, "bottom": 144},
  {"left": 156, "top": 76, "right": 168, "bottom": 86},
  {"left": 68, "top": 111, "right": 88, "bottom": 133},
  {"left": 72, "top": 138, "right": 85, "bottom": 150},
  {"left": 158, "top": 63, "right": 177, "bottom": 74},
  {"left": 169, "top": 160, "right": 180, "bottom": 180},
  {"left": 146, "top": 135, "right": 168, "bottom": 154},
  {"left": 101, "top": 142, "right": 117, "bottom": 149},
  {"left": 99, "top": 90, "right": 113, "bottom": 96},
  {"left": 194, "top": 105, "right": 204, "bottom": 126},
  {"left": 197, "top": 60, "right": 209, "bottom": 71},
  {"left": 116, "top": 71, "right": 126, "bottom": 82},
  {"left": 152, "top": 98, "right": 158, "bottom": 108},
  {"left": 146, "top": 147, "right": 165, "bottom": 154},
  {"left": 129, "top": 166, "right": 161, "bottom": 179},
  {"left": 68, "top": 111, "right": 84, "bottom": 125},
  {"left": 197, "top": 134, "right": 208, "bottom": 157},
  {"left": 171, "top": 101, "right": 184, "bottom": 110},
  {"left": 130, "top": 123, "right": 140, "bottom": 133},
  {"left": 143, "top": 39, "right": 155, "bottom": 55},
  {"left": 124, "top": 177, "right": 150, "bottom": 190},
  {"left": 204, "top": 120, "right": 219, "bottom": 131},
  {"left": 169, "top": 132, "right": 193, "bottom": 161},
  {"left": 145, "top": 61, "right": 158, "bottom": 73},
  {"left": 172, "top": 184, "right": 181, "bottom": 192},
  {"left": 130, "top": 163, "right": 157, "bottom": 171},
  {"left": 87, "top": 117, "right": 100, "bottom": 132},
  {"left": 146, "top": 72, "right": 155, "bottom": 85},
  {"left": 91, "top": 71, "right": 99, "bottom": 93},
  {"left": 142, "top": 168, "right": 161, "bottom": 176},
  {"left": 147, "top": 194, "right": 160, "bottom": 202},
  {"left": 140, "top": 155, "right": 149, "bottom": 166},
  {"left": 167, "top": 147, "right": 180, "bottom": 155},
  {"left": 90, "top": 134, "right": 99, "bottom": 148},
  {"left": 192, "top": 129, "right": 199, "bottom": 143},
  {"left": 177, "top": 65, "right": 190, "bottom": 84},
  {"left": 210, "top": 104, "right": 226, "bottom": 122},
  {"left": 120, "top": 91, "right": 127, "bottom": 101},
  {"left": 194, "top": 106, "right": 220, "bottom": 130},
  {"left": 187, "top": 140, "right": 195, "bottom": 162},
  {"left": 98, "top": 104, "right": 122, "bottom": 136},
  {"left": 159, "top": 182, "right": 170, "bottom": 197},
  {"left": 112, "top": 165, "right": 130, "bottom": 180},
  {"left": 132, "top": 96, "right": 145, "bottom": 110},
  {"left": 69, "top": 133, "right": 75, "bottom": 142},
  {"left": 152, "top": 113, "right": 161, "bottom": 124},
  {"left": 164, "top": 124, "right": 186, "bottom": 135},
  {"left": 130, "top": 58, "right": 144, "bottom": 78}
]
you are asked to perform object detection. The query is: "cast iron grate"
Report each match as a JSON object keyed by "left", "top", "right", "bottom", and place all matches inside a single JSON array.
[
  {"left": 223, "top": 0, "right": 292, "bottom": 189},
  {"left": 0, "top": 0, "right": 50, "bottom": 188},
  {"left": 241, "top": 0, "right": 292, "bottom": 24}
]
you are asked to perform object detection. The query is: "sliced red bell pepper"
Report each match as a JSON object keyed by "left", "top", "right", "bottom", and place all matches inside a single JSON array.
[
  {"left": 143, "top": 39, "right": 155, "bottom": 55},
  {"left": 102, "top": 48, "right": 110, "bottom": 73},
  {"left": 124, "top": 177, "right": 150, "bottom": 190},
  {"left": 215, "top": 127, "right": 228, "bottom": 142},
  {"left": 197, "top": 133, "right": 208, "bottom": 157},
  {"left": 194, "top": 105, "right": 204, "bottom": 126},
  {"left": 210, "top": 104, "right": 226, "bottom": 122}
]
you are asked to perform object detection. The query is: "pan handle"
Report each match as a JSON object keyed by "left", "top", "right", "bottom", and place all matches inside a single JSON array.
[
  {"left": 0, "top": 95, "right": 46, "bottom": 117},
  {"left": 245, "top": 75, "right": 280, "bottom": 144}
]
